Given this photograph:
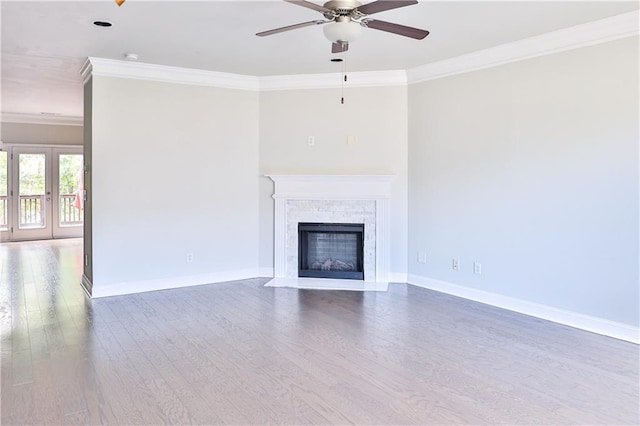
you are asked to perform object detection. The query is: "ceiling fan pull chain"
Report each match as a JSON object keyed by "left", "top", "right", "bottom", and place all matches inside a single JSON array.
[
  {"left": 342, "top": 53, "right": 347, "bottom": 83},
  {"left": 341, "top": 58, "right": 345, "bottom": 104}
]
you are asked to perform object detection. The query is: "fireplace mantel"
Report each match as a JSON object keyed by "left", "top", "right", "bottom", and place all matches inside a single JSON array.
[
  {"left": 266, "top": 174, "right": 394, "bottom": 285},
  {"left": 267, "top": 174, "right": 394, "bottom": 200}
]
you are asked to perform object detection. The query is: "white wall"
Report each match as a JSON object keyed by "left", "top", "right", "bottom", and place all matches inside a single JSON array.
[
  {"left": 408, "top": 37, "right": 639, "bottom": 326},
  {"left": 0, "top": 122, "right": 82, "bottom": 145},
  {"left": 90, "top": 76, "right": 259, "bottom": 296},
  {"left": 258, "top": 86, "right": 408, "bottom": 278}
]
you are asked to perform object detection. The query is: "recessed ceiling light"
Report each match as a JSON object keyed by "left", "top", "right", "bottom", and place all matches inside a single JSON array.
[
  {"left": 124, "top": 53, "right": 139, "bottom": 61},
  {"left": 93, "top": 21, "right": 112, "bottom": 27},
  {"left": 330, "top": 58, "right": 343, "bottom": 63}
]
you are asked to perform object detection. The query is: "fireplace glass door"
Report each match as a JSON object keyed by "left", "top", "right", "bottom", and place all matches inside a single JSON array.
[{"left": 298, "top": 223, "right": 364, "bottom": 280}]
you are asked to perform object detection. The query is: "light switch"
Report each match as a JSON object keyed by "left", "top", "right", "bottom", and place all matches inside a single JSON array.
[{"left": 347, "top": 135, "right": 358, "bottom": 145}]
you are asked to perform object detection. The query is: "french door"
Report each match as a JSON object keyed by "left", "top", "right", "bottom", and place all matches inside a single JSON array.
[{"left": 1, "top": 146, "right": 83, "bottom": 241}]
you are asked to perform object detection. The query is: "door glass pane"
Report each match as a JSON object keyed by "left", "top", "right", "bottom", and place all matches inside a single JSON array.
[
  {"left": 58, "top": 154, "right": 83, "bottom": 227},
  {"left": 19, "top": 153, "right": 46, "bottom": 229},
  {"left": 0, "top": 151, "right": 7, "bottom": 231}
]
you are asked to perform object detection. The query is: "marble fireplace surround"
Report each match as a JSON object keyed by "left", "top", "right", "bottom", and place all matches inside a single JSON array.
[{"left": 266, "top": 175, "right": 393, "bottom": 289}]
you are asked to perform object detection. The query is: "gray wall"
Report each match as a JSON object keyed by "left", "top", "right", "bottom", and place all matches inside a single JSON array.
[
  {"left": 90, "top": 76, "right": 259, "bottom": 293},
  {"left": 408, "top": 37, "right": 639, "bottom": 326},
  {"left": 258, "top": 86, "right": 408, "bottom": 277},
  {"left": 1, "top": 122, "right": 82, "bottom": 145},
  {"left": 83, "top": 78, "right": 93, "bottom": 288}
]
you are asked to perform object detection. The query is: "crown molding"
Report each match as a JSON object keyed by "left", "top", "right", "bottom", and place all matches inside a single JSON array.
[
  {"left": 80, "top": 11, "right": 638, "bottom": 92},
  {"left": 259, "top": 70, "right": 407, "bottom": 91},
  {"left": 80, "top": 57, "right": 93, "bottom": 85},
  {"left": 82, "top": 56, "right": 406, "bottom": 91},
  {"left": 1, "top": 112, "right": 83, "bottom": 126},
  {"left": 407, "top": 10, "right": 639, "bottom": 85},
  {"left": 83, "top": 57, "right": 261, "bottom": 91}
]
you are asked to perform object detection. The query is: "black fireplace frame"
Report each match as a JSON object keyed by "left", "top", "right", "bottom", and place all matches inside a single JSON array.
[{"left": 298, "top": 222, "right": 365, "bottom": 280}]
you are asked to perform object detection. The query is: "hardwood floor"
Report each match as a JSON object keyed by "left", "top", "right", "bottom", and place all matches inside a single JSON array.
[{"left": 1, "top": 239, "right": 638, "bottom": 425}]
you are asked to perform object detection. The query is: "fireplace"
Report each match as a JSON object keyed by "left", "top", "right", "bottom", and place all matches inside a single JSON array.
[
  {"left": 298, "top": 223, "right": 364, "bottom": 280},
  {"left": 266, "top": 174, "right": 393, "bottom": 284}
]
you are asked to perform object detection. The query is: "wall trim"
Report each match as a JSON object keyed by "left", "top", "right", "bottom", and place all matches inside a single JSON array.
[
  {"left": 407, "top": 274, "right": 639, "bottom": 344},
  {"left": 407, "top": 10, "right": 639, "bottom": 85},
  {"left": 1, "top": 112, "right": 83, "bottom": 127},
  {"left": 81, "top": 274, "right": 93, "bottom": 298},
  {"left": 91, "top": 268, "right": 262, "bottom": 298},
  {"left": 82, "top": 57, "right": 261, "bottom": 91},
  {"left": 81, "top": 58, "right": 406, "bottom": 92}
]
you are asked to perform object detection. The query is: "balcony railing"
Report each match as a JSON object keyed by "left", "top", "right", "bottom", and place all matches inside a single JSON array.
[
  {"left": 59, "top": 194, "right": 83, "bottom": 225},
  {"left": 9, "top": 194, "right": 84, "bottom": 229},
  {"left": 20, "top": 194, "right": 45, "bottom": 228},
  {"left": 0, "top": 196, "right": 7, "bottom": 231}
]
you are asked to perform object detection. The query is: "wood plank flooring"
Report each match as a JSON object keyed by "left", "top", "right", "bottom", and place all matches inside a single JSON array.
[{"left": 1, "top": 239, "right": 638, "bottom": 425}]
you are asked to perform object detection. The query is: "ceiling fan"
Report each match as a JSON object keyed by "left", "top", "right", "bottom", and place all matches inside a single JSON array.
[{"left": 257, "top": 0, "right": 429, "bottom": 53}]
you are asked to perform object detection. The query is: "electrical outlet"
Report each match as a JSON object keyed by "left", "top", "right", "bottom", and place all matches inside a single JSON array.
[
  {"left": 307, "top": 136, "right": 315, "bottom": 146},
  {"left": 474, "top": 262, "right": 482, "bottom": 275},
  {"left": 418, "top": 251, "right": 427, "bottom": 264},
  {"left": 347, "top": 135, "right": 358, "bottom": 145},
  {"left": 452, "top": 258, "right": 460, "bottom": 271},
  {"left": 186, "top": 252, "right": 194, "bottom": 263}
]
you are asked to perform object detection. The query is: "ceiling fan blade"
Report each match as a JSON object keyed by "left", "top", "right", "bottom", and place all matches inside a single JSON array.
[
  {"left": 332, "top": 41, "right": 349, "bottom": 53},
  {"left": 283, "top": 0, "right": 333, "bottom": 14},
  {"left": 256, "top": 20, "right": 328, "bottom": 37},
  {"left": 364, "top": 19, "right": 429, "bottom": 39},
  {"left": 357, "top": 0, "right": 417, "bottom": 15}
]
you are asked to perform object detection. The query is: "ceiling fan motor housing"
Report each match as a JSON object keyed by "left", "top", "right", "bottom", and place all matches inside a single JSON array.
[
  {"left": 323, "top": 0, "right": 362, "bottom": 10},
  {"left": 323, "top": 0, "right": 363, "bottom": 19}
]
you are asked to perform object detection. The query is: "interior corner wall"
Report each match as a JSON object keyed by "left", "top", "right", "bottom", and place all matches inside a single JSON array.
[
  {"left": 0, "top": 122, "right": 83, "bottom": 145},
  {"left": 258, "top": 86, "right": 409, "bottom": 278},
  {"left": 408, "top": 36, "right": 639, "bottom": 326},
  {"left": 89, "top": 76, "right": 259, "bottom": 297}
]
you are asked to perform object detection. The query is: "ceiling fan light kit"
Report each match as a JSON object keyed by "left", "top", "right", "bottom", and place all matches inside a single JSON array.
[{"left": 323, "top": 20, "right": 362, "bottom": 42}]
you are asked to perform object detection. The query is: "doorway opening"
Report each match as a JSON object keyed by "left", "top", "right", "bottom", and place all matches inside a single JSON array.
[{"left": 0, "top": 145, "right": 84, "bottom": 241}]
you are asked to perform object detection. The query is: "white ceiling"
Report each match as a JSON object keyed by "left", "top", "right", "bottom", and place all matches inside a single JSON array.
[{"left": 1, "top": 0, "right": 638, "bottom": 118}]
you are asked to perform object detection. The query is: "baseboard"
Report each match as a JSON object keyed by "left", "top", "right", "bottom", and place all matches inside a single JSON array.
[
  {"left": 407, "top": 274, "right": 639, "bottom": 344},
  {"left": 258, "top": 267, "right": 274, "bottom": 278},
  {"left": 389, "top": 272, "right": 408, "bottom": 283},
  {"left": 81, "top": 274, "right": 93, "bottom": 298},
  {"left": 91, "top": 268, "right": 262, "bottom": 299}
]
